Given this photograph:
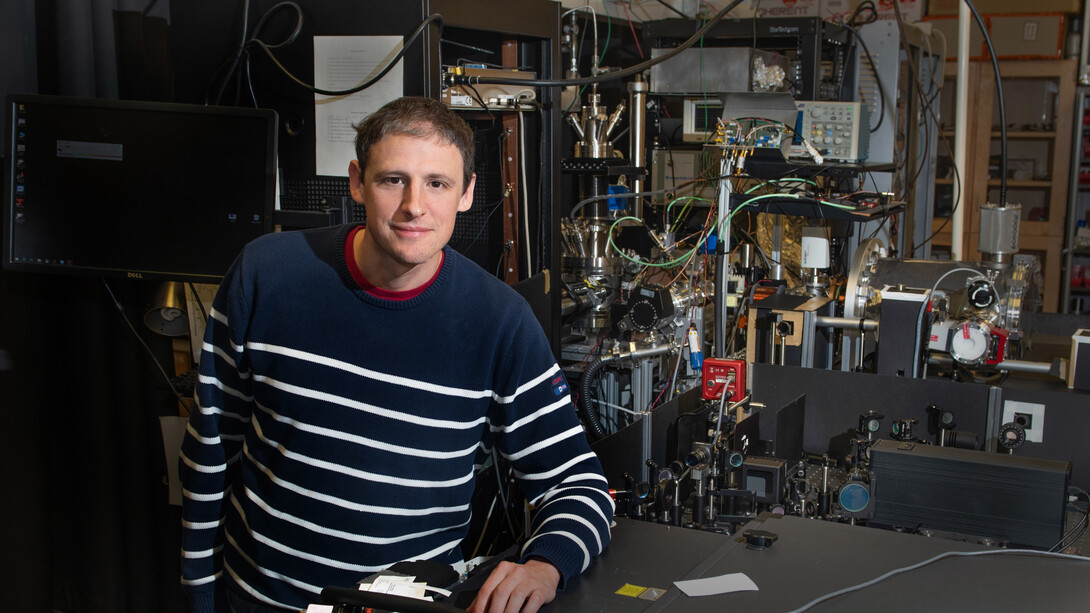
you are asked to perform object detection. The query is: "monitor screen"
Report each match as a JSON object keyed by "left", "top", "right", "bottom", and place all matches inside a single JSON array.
[{"left": 4, "top": 94, "right": 277, "bottom": 282}]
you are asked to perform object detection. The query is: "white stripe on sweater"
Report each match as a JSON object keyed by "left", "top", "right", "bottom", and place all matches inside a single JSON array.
[
  {"left": 489, "top": 395, "right": 569, "bottom": 434},
  {"left": 225, "top": 555, "right": 317, "bottom": 607},
  {"left": 535, "top": 493, "right": 611, "bottom": 527},
  {"left": 179, "top": 449, "right": 225, "bottom": 474},
  {"left": 202, "top": 340, "right": 249, "bottom": 376},
  {"left": 533, "top": 473, "right": 611, "bottom": 507},
  {"left": 198, "top": 374, "right": 254, "bottom": 402},
  {"left": 244, "top": 448, "right": 470, "bottom": 515},
  {"left": 514, "top": 451, "right": 599, "bottom": 481},
  {"left": 520, "top": 530, "right": 591, "bottom": 572},
  {"left": 249, "top": 342, "right": 493, "bottom": 398},
  {"left": 529, "top": 512, "right": 604, "bottom": 553},
  {"left": 493, "top": 363, "right": 562, "bottom": 404},
  {"left": 232, "top": 496, "right": 464, "bottom": 574},
  {"left": 252, "top": 374, "right": 486, "bottom": 430},
  {"left": 253, "top": 400, "right": 478, "bottom": 460},
  {"left": 251, "top": 417, "right": 475, "bottom": 488},
  {"left": 245, "top": 488, "right": 472, "bottom": 546},
  {"left": 180, "top": 572, "right": 219, "bottom": 587},
  {"left": 502, "top": 425, "right": 584, "bottom": 462}
]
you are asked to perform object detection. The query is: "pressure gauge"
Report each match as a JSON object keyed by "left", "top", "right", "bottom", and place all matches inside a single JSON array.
[{"left": 949, "top": 320, "right": 992, "bottom": 365}]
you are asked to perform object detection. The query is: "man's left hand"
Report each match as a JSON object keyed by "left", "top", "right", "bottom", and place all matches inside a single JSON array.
[{"left": 466, "top": 558, "right": 560, "bottom": 613}]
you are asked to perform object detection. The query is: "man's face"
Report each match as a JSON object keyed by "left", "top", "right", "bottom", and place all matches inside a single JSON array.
[{"left": 349, "top": 132, "right": 474, "bottom": 286}]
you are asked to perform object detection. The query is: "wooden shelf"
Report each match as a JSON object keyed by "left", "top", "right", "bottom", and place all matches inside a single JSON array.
[
  {"left": 943, "top": 130, "right": 1060, "bottom": 139},
  {"left": 986, "top": 179, "right": 1053, "bottom": 188},
  {"left": 941, "top": 130, "right": 1060, "bottom": 139},
  {"left": 935, "top": 59, "right": 1075, "bottom": 313},
  {"left": 990, "top": 130, "right": 1057, "bottom": 138}
]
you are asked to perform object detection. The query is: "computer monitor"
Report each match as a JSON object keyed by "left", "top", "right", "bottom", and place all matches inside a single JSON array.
[{"left": 4, "top": 94, "right": 277, "bottom": 282}]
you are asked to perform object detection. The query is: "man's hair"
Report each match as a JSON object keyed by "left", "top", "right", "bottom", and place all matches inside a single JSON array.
[{"left": 353, "top": 96, "right": 475, "bottom": 192}]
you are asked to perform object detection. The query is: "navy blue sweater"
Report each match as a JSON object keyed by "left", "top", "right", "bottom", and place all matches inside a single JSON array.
[{"left": 179, "top": 225, "right": 613, "bottom": 611}]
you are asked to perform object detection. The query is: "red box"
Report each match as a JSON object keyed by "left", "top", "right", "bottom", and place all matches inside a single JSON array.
[{"left": 701, "top": 358, "right": 746, "bottom": 402}]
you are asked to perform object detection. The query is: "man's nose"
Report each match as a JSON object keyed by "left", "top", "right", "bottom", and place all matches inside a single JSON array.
[{"left": 399, "top": 182, "right": 425, "bottom": 217}]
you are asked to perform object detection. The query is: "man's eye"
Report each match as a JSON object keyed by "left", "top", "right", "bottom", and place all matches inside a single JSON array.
[
  {"left": 384, "top": 177, "right": 404, "bottom": 185},
  {"left": 429, "top": 181, "right": 447, "bottom": 189}
]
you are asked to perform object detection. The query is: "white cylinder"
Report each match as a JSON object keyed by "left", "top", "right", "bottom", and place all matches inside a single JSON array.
[{"left": 801, "top": 227, "right": 831, "bottom": 269}]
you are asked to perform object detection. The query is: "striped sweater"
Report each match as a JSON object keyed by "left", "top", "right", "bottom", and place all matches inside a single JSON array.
[{"left": 179, "top": 224, "right": 613, "bottom": 612}]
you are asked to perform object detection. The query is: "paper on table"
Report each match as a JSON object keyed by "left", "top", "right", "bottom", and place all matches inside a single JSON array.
[
  {"left": 674, "top": 572, "right": 759, "bottom": 597},
  {"left": 313, "top": 35, "right": 404, "bottom": 177},
  {"left": 360, "top": 575, "right": 432, "bottom": 600}
]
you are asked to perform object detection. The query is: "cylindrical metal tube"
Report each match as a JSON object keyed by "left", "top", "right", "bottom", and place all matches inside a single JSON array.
[
  {"left": 739, "top": 243, "right": 754, "bottom": 268},
  {"left": 814, "top": 316, "right": 879, "bottom": 331},
  {"left": 993, "top": 359, "right": 1053, "bottom": 375},
  {"left": 628, "top": 79, "right": 648, "bottom": 219},
  {"left": 978, "top": 202, "right": 1021, "bottom": 265}
]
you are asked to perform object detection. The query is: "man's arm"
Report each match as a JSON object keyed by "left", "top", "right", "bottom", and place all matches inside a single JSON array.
[
  {"left": 178, "top": 261, "right": 255, "bottom": 612},
  {"left": 481, "top": 315, "right": 614, "bottom": 610}
]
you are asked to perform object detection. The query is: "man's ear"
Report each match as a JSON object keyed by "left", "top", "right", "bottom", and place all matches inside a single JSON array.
[
  {"left": 348, "top": 159, "right": 365, "bottom": 204},
  {"left": 458, "top": 173, "right": 476, "bottom": 212}
]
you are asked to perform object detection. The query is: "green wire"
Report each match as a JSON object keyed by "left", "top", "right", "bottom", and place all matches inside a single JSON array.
[
  {"left": 607, "top": 216, "right": 708, "bottom": 268},
  {"left": 666, "top": 196, "right": 712, "bottom": 234},
  {"left": 720, "top": 193, "right": 856, "bottom": 236},
  {"left": 605, "top": 192, "right": 854, "bottom": 269}
]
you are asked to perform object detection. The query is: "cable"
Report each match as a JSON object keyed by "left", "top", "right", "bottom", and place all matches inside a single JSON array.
[
  {"left": 911, "top": 267, "right": 984, "bottom": 378},
  {"left": 570, "top": 188, "right": 672, "bottom": 219},
  {"left": 1051, "top": 486, "right": 1090, "bottom": 553},
  {"left": 460, "top": 82, "right": 496, "bottom": 125},
  {"left": 783, "top": 548, "right": 1090, "bottom": 613},
  {"left": 212, "top": 0, "right": 254, "bottom": 105},
  {"left": 959, "top": 0, "right": 1008, "bottom": 205},
  {"left": 102, "top": 280, "right": 187, "bottom": 405},
  {"left": 841, "top": 23, "right": 886, "bottom": 134},
  {"left": 620, "top": 1, "right": 645, "bottom": 60},
  {"left": 655, "top": 0, "right": 691, "bottom": 19},
  {"left": 453, "top": 0, "right": 745, "bottom": 88},
  {"left": 886, "top": 1, "right": 961, "bottom": 255},
  {"left": 187, "top": 282, "right": 209, "bottom": 323},
  {"left": 491, "top": 449, "right": 521, "bottom": 542},
  {"left": 607, "top": 216, "right": 708, "bottom": 269},
  {"left": 249, "top": 13, "right": 442, "bottom": 97}
]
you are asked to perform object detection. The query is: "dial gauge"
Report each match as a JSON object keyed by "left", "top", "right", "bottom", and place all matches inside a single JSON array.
[{"left": 949, "top": 320, "right": 991, "bottom": 365}]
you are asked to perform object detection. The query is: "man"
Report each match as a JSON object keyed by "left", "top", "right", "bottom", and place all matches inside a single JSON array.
[{"left": 179, "top": 96, "right": 613, "bottom": 613}]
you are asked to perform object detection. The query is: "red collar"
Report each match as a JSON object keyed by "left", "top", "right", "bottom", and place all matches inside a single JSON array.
[{"left": 344, "top": 226, "right": 442, "bottom": 301}]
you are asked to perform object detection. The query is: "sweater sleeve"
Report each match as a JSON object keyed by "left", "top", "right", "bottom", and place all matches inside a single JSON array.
[
  {"left": 490, "top": 316, "right": 614, "bottom": 588},
  {"left": 178, "top": 254, "right": 257, "bottom": 612}
]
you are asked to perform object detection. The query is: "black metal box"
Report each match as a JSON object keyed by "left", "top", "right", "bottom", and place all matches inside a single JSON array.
[{"left": 869, "top": 439, "right": 1070, "bottom": 549}]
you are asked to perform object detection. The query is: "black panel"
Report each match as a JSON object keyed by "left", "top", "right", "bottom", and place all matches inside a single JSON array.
[
  {"left": 870, "top": 439, "right": 1070, "bottom": 549},
  {"left": 751, "top": 364, "right": 992, "bottom": 460}
]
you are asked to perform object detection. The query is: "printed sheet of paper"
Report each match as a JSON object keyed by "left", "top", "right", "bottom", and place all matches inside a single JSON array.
[
  {"left": 313, "top": 35, "right": 404, "bottom": 177},
  {"left": 674, "top": 572, "right": 759, "bottom": 597}
]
